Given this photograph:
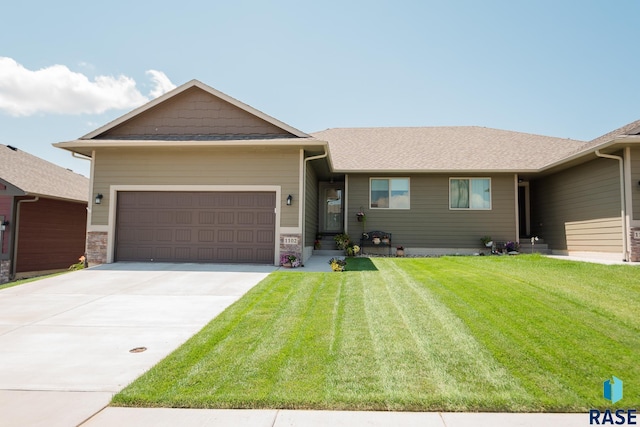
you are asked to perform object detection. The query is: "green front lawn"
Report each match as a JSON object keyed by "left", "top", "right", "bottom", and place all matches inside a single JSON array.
[{"left": 113, "top": 255, "right": 639, "bottom": 412}]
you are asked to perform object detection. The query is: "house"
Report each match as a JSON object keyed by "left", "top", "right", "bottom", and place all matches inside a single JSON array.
[
  {"left": 53, "top": 80, "right": 640, "bottom": 266},
  {"left": 0, "top": 145, "right": 89, "bottom": 283}
]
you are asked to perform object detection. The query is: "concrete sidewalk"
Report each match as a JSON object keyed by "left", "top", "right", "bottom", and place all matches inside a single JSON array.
[{"left": 82, "top": 407, "right": 587, "bottom": 426}]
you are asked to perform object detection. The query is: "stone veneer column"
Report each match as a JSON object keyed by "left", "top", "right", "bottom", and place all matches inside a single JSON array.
[
  {"left": 0, "top": 259, "right": 10, "bottom": 284},
  {"left": 279, "top": 234, "right": 303, "bottom": 265},
  {"left": 630, "top": 227, "right": 640, "bottom": 262},
  {"left": 86, "top": 231, "right": 108, "bottom": 266}
]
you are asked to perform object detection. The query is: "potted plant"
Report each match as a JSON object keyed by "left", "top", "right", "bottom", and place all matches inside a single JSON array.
[
  {"left": 480, "top": 236, "right": 493, "bottom": 248},
  {"left": 328, "top": 257, "right": 347, "bottom": 272},
  {"left": 345, "top": 243, "right": 360, "bottom": 257},
  {"left": 280, "top": 253, "right": 301, "bottom": 268},
  {"left": 334, "top": 233, "right": 351, "bottom": 250},
  {"left": 396, "top": 246, "right": 405, "bottom": 257},
  {"left": 505, "top": 241, "right": 520, "bottom": 254},
  {"left": 356, "top": 210, "right": 366, "bottom": 222},
  {"left": 371, "top": 233, "right": 381, "bottom": 245}
]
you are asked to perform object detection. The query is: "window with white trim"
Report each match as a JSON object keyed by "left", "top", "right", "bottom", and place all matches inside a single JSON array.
[
  {"left": 370, "top": 178, "right": 410, "bottom": 209},
  {"left": 449, "top": 178, "right": 491, "bottom": 210}
]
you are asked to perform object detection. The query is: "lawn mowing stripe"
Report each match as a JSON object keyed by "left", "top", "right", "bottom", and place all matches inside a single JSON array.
[
  {"left": 379, "top": 259, "right": 533, "bottom": 410},
  {"left": 113, "top": 272, "right": 298, "bottom": 405},
  {"left": 269, "top": 274, "right": 340, "bottom": 406},
  {"left": 327, "top": 272, "right": 387, "bottom": 407},
  {"left": 360, "top": 268, "right": 429, "bottom": 409},
  {"left": 400, "top": 258, "right": 590, "bottom": 407},
  {"left": 204, "top": 273, "right": 326, "bottom": 404},
  {"left": 400, "top": 257, "right": 639, "bottom": 410}
]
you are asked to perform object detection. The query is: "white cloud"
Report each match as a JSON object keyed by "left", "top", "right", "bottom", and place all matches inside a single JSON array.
[
  {"left": 0, "top": 57, "right": 176, "bottom": 117},
  {"left": 146, "top": 70, "right": 177, "bottom": 98}
]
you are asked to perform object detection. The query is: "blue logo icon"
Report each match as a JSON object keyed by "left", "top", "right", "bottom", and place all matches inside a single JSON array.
[{"left": 604, "top": 376, "right": 623, "bottom": 404}]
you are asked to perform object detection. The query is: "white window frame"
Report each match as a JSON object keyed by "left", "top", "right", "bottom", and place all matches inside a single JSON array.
[
  {"left": 369, "top": 177, "right": 410, "bottom": 210},
  {"left": 449, "top": 177, "right": 492, "bottom": 210}
]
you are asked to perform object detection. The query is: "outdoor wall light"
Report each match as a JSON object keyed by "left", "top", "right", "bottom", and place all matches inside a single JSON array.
[
  {"left": 286, "top": 195, "right": 293, "bottom": 206},
  {"left": 95, "top": 193, "right": 103, "bottom": 205},
  {"left": 0, "top": 221, "right": 8, "bottom": 231}
]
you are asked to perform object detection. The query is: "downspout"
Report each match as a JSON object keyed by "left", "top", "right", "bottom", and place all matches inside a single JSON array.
[
  {"left": 71, "top": 151, "right": 93, "bottom": 267},
  {"left": 303, "top": 148, "right": 328, "bottom": 260},
  {"left": 11, "top": 197, "right": 39, "bottom": 279},
  {"left": 595, "top": 150, "right": 628, "bottom": 261}
]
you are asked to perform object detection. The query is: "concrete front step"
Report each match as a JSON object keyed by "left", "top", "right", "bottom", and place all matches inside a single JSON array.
[{"left": 518, "top": 243, "right": 551, "bottom": 254}]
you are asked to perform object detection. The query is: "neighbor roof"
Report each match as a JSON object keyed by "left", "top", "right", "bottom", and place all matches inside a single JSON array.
[
  {"left": 313, "top": 127, "right": 586, "bottom": 172},
  {"left": 0, "top": 145, "right": 89, "bottom": 202}
]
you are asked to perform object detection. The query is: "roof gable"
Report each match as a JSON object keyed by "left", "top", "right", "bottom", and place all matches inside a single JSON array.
[
  {"left": 0, "top": 145, "right": 88, "bottom": 202},
  {"left": 85, "top": 80, "right": 309, "bottom": 141}
]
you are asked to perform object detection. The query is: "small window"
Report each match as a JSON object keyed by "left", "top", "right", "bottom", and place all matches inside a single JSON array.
[
  {"left": 370, "top": 178, "right": 410, "bottom": 209},
  {"left": 450, "top": 178, "right": 491, "bottom": 210}
]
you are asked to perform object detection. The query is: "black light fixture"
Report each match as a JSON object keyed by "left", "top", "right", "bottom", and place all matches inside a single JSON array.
[
  {"left": 95, "top": 193, "right": 103, "bottom": 204},
  {"left": 286, "top": 195, "right": 293, "bottom": 206}
]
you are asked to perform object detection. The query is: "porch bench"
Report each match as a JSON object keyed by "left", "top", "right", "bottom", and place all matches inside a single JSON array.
[{"left": 360, "top": 231, "right": 392, "bottom": 256}]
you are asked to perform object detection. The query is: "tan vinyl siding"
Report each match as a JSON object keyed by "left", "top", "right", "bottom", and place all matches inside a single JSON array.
[
  {"left": 631, "top": 148, "right": 640, "bottom": 221},
  {"left": 531, "top": 157, "right": 622, "bottom": 253},
  {"left": 305, "top": 161, "right": 319, "bottom": 246},
  {"left": 99, "top": 87, "right": 293, "bottom": 139},
  {"left": 91, "top": 147, "right": 299, "bottom": 227},
  {"left": 346, "top": 174, "right": 516, "bottom": 248}
]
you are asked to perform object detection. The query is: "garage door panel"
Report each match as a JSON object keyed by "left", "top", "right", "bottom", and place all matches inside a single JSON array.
[
  {"left": 175, "top": 247, "right": 192, "bottom": 260},
  {"left": 257, "top": 230, "right": 275, "bottom": 244},
  {"left": 116, "top": 191, "right": 276, "bottom": 264},
  {"left": 199, "top": 211, "right": 216, "bottom": 224}
]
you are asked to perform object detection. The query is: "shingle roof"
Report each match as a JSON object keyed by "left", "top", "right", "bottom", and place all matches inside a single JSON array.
[
  {"left": 312, "top": 127, "right": 586, "bottom": 172},
  {"left": 0, "top": 145, "right": 89, "bottom": 202},
  {"left": 567, "top": 118, "right": 640, "bottom": 155}
]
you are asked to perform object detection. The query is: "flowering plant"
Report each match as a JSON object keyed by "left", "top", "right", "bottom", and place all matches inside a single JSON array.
[
  {"left": 505, "top": 241, "right": 520, "bottom": 252},
  {"left": 280, "top": 253, "right": 301, "bottom": 267},
  {"left": 328, "top": 257, "right": 346, "bottom": 272},
  {"left": 69, "top": 255, "right": 86, "bottom": 271},
  {"left": 334, "top": 233, "right": 351, "bottom": 250},
  {"left": 345, "top": 244, "right": 360, "bottom": 256}
]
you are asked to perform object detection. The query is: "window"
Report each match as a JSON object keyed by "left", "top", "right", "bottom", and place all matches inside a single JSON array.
[
  {"left": 450, "top": 178, "right": 491, "bottom": 209},
  {"left": 370, "top": 178, "right": 410, "bottom": 209}
]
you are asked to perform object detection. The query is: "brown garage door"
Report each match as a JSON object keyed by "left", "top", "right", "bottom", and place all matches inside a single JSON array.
[{"left": 115, "top": 191, "right": 276, "bottom": 264}]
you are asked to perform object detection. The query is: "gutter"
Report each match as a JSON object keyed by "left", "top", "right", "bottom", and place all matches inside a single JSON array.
[
  {"left": 595, "top": 150, "right": 628, "bottom": 261},
  {"left": 11, "top": 196, "right": 39, "bottom": 279},
  {"left": 302, "top": 147, "right": 329, "bottom": 258}
]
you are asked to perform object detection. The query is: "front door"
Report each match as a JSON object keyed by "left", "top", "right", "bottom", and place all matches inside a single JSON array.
[{"left": 319, "top": 182, "right": 344, "bottom": 234}]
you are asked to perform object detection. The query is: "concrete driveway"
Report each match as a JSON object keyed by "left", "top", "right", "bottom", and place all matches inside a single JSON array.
[{"left": 0, "top": 262, "right": 275, "bottom": 427}]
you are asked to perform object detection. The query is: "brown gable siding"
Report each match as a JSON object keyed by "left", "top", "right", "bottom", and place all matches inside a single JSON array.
[
  {"left": 531, "top": 157, "right": 622, "bottom": 254},
  {"left": 346, "top": 174, "right": 516, "bottom": 249},
  {"left": 632, "top": 148, "right": 640, "bottom": 221},
  {"left": 16, "top": 197, "right": 87, "bottom": 272},
  {"left": 97, "top": 87, "right": 294, "bottom": 140},
  {"left": 91, "top": 147, "right": 300, "bottom": 228}
]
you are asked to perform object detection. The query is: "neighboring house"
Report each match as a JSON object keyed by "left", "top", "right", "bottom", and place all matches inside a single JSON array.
[
  {"left": 0, "top": 145, "right": 89, "bottom": 283},
  {"left": 53, "top": 80, "right": 640, "bottom": 266}
]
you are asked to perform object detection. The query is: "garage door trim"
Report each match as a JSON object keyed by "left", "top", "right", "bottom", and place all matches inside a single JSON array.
[{"left": 106, "top": 185, "right": 282, "bottom": 264}]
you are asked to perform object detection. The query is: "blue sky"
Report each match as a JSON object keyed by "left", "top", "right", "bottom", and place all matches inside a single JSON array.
[{"left": 1, "top": 0, "right": 639, "bottom": 177}]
